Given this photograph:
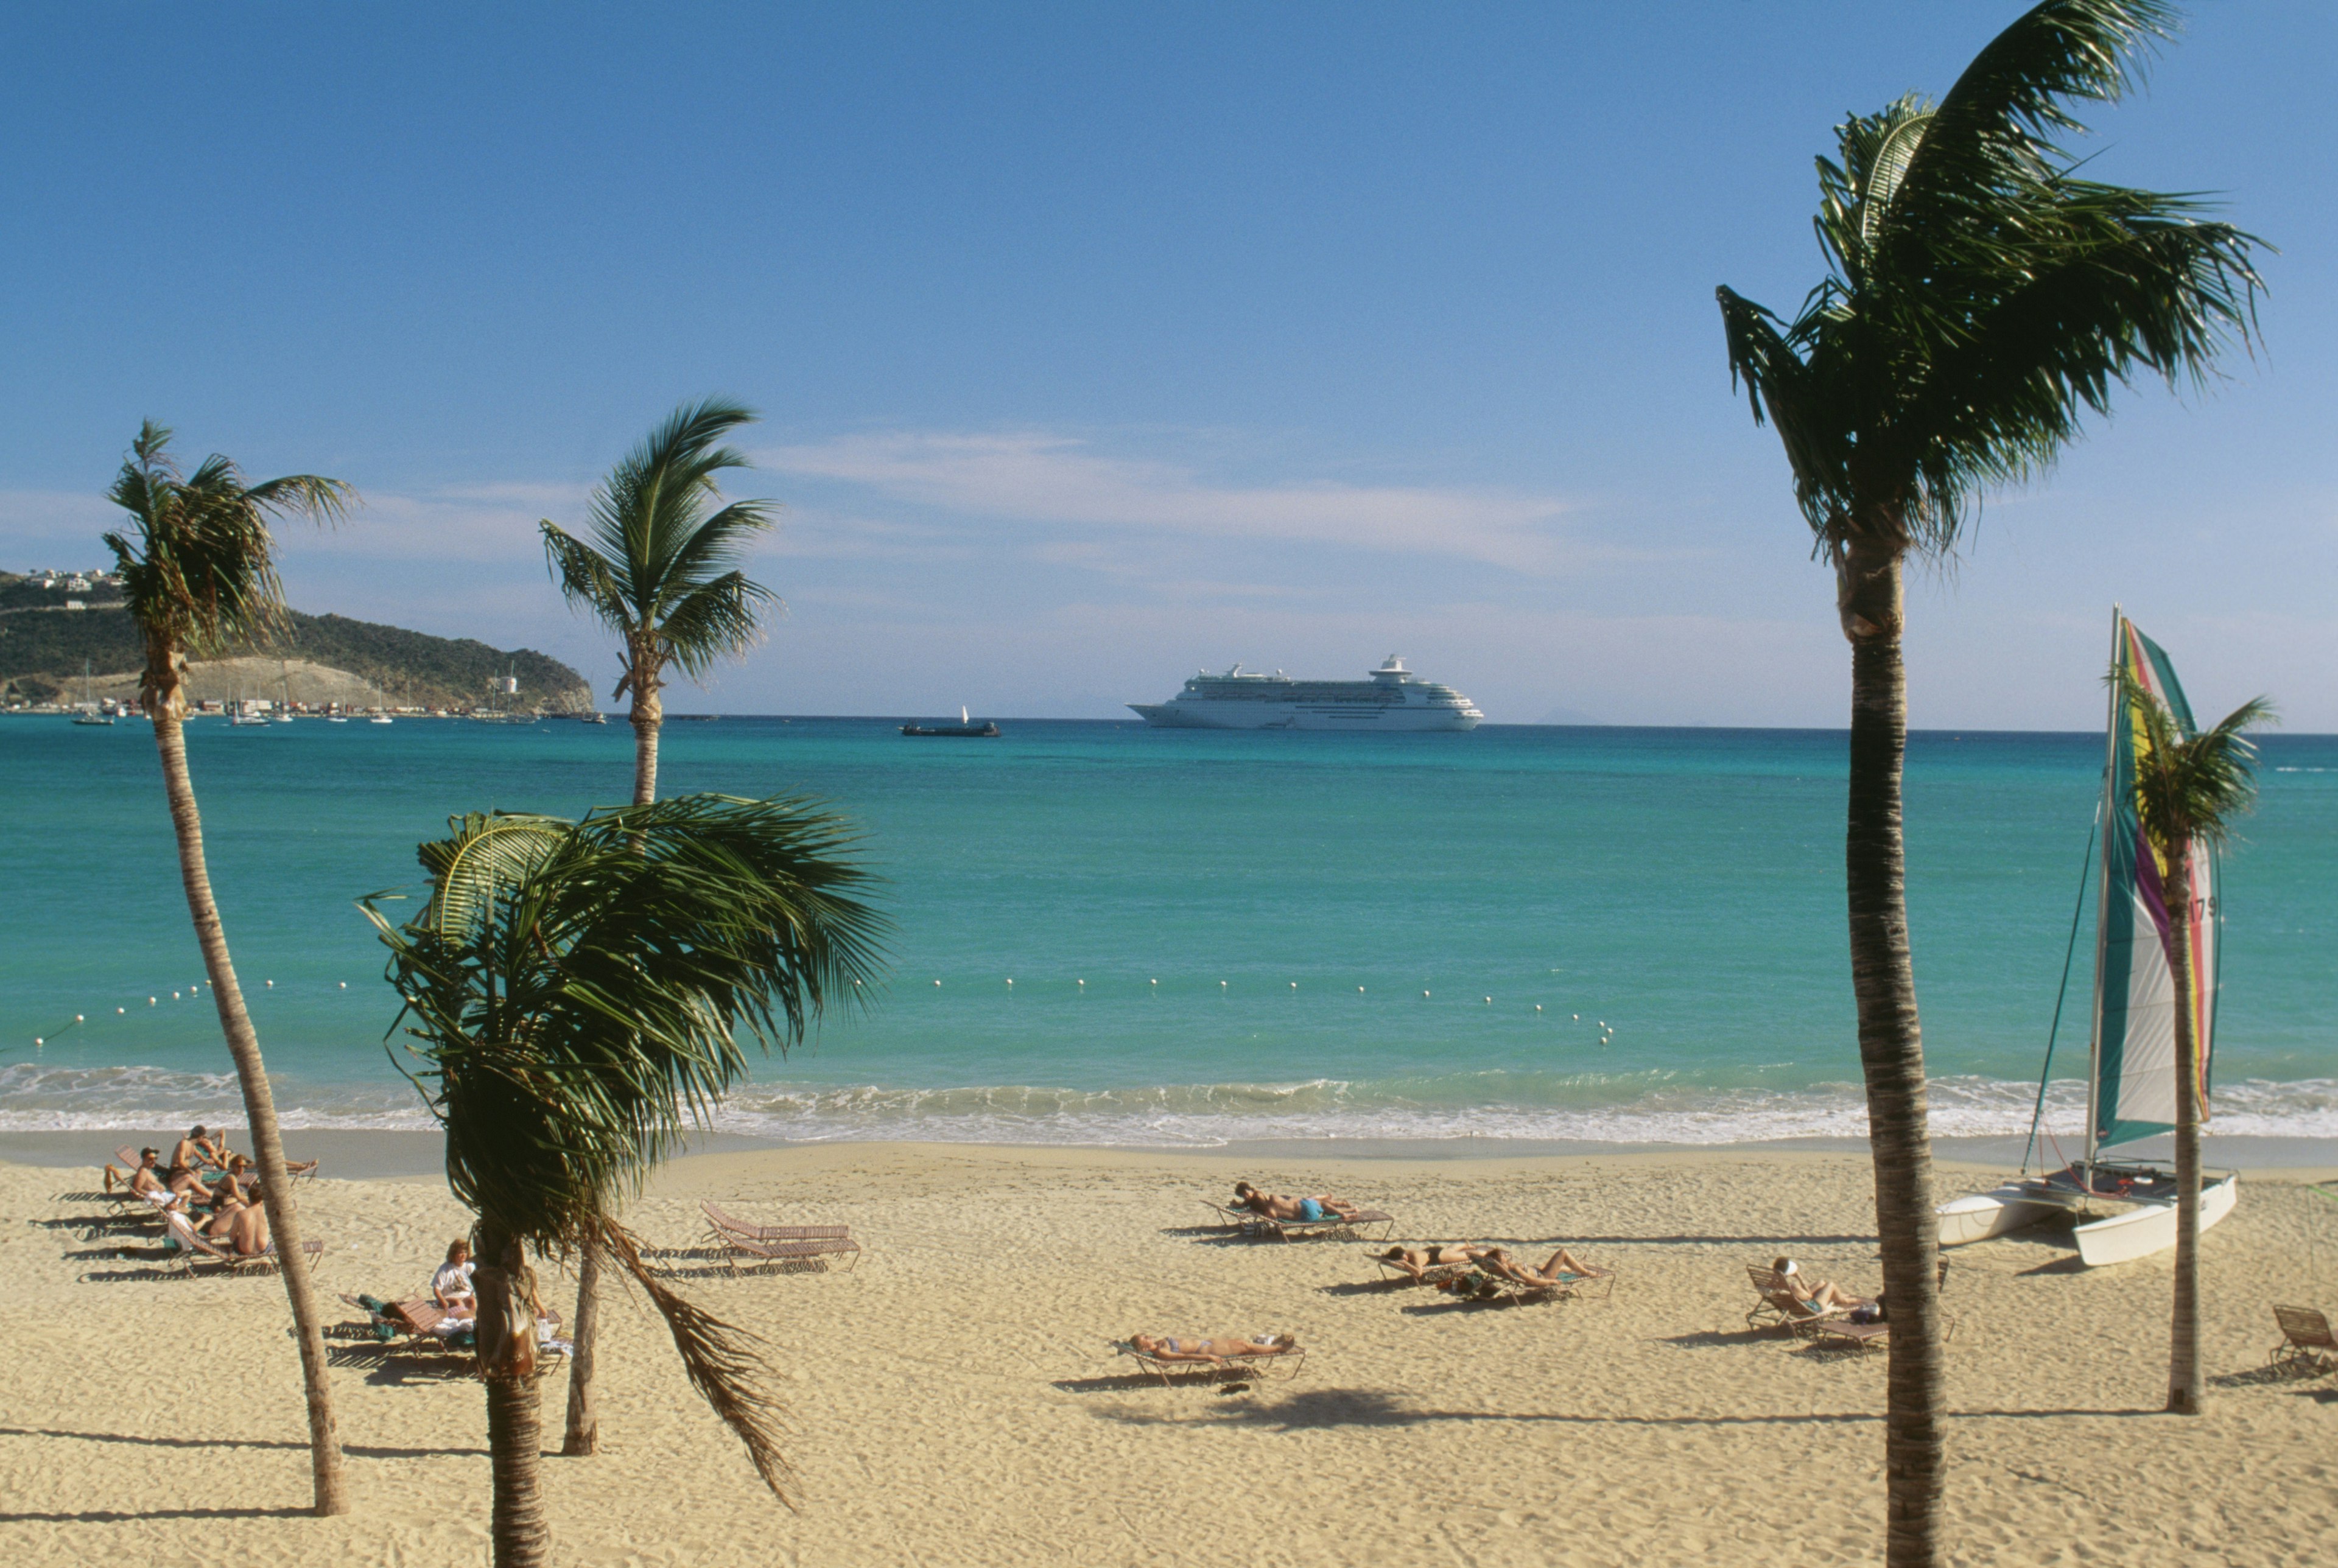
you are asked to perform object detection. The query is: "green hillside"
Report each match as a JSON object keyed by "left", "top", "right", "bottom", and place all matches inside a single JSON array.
[{"left": 0, "top": 576, "right": 591, "bottom": 709}]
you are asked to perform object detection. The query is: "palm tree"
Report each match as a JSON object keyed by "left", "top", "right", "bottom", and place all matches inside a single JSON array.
[
  {"left": 1715, "top": 4, "right": 2259, "bottom": 1560},
  {"left": 2118, "top": 672, "right": 2271, "bottom": 1413},
  {"left": 362, "top": 794, "right": 885, "bottom": 1567},
  {"left": 541, "top": 397, "right": 780, "bottom": 807},
  {"left": 102, "top": 421, "right": 356, "bottom": 1515},
  {"left": 539, "top": 397, "right": 782, "bottom": 1454}
]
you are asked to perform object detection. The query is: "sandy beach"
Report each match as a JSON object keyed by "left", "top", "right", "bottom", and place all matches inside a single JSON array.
[{"left": 5, "top": 1140, "right": 2334, "bottom": 1567}]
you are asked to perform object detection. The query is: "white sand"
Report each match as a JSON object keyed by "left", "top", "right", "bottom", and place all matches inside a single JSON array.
[{"left": 4, "top": 1143, "right": 2334, "bottom": 1566}]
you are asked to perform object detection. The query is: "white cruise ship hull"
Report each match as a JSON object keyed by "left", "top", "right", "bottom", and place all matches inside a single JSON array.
[{"left": 1129, "top": 701, "right": 1479, "bottom": 731}]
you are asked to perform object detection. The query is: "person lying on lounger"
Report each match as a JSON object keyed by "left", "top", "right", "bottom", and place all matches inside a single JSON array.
[
  {"left": 1128, "top": 1332, "right": 1299, "bottom": 1365},
  {"left": 1773, "top": 1258, "right": 1872, "bottom": 1314},
  {"left": 433, "top": 1239, "right": 478, "bottom": 1315},
  {"left": 1374, "top": 1244, "right": 1494, "bottom": 1281},
  {"left": 1473, "top": 1247, "right": 1604, "bottom": 1287},
  {"left": 201, "top": 1188, "right": 247, "bottom": 1242},
  {"left": 1231, "top": 1181, "right": 1361, "bottom": 1223}
]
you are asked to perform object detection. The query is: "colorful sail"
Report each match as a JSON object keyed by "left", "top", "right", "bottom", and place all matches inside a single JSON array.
[{"left": 2091, "top": 614, "right": 2218, "bottom": 1150}]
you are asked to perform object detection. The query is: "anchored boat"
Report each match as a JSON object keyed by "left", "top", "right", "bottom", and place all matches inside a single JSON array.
[
  {"left": 1940, "top": 610, "right": 2236, "bottom": 1266},
  {"left": 902, "top": 705, "right": 999, "bottom": 738}
]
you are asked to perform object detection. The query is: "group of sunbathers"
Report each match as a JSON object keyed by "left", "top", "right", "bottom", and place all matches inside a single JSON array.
[{"left": 107, "top": 1127, "right": 276, "bottom": 1258}]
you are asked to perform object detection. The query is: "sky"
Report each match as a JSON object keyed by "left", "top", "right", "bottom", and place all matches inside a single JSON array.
[{"left": 1, "top": 2, "right": 2331, "bottom": 727}]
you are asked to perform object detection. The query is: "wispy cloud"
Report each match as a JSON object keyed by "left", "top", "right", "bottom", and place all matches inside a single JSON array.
[{"left": 759, "top": 431, "right": 1581, "bottom": 572}]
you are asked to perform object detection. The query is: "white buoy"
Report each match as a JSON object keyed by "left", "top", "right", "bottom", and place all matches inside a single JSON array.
[
  {"left": 149, "top": 998, "right": 156, "bottom": 1006},
  {"left": 1150, "top": 978, "right": 1157, "bottom": 985},
  {"left": 1357, "top": 986, "right": 1364, "bottom": 993},
  {"left": 1536, "top": 1004, "right": 1543, "bottom": 1012},
  {"left": 933, "top": 979, "right": 941, "bottom": 987},
  {"left": 1289, "top": 982, "right": 1297, "bottom": 990},
  {"left": 116, "top": 1007, "right": 124, "bottom": 1014},
  {"left": 33, "top": 1038, "right": 41, "bottom": 1046},
  {"left": 1422, "top": 990, "right": 1431, "bottom": 999},
  {"left": 1484, "top": 996, "right": 1491, "bottom": 1004},
  {"left": 1572, "top": 1013, "right": 1579, "bottom": 1021},
  {"left": 1006, "top": 979, "right": 1014, "bottom": 986},
  {"left": 75, "top": 1015, "right": 83, "bottom": 1023},
  {"left": 173, "top": 991, "right": 180, "bottom": 999},
  {"left": 266, "top": 980, "right": 274, "bottom": 988},
  {"left": 1220, "top": 981, "right": 1227, "bottom": 989},
  {"left": 339, "top": 982, "right": 348, "bottom": 989}
]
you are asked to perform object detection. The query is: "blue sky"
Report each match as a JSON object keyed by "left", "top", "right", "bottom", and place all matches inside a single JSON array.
[{"left": 2, "top": 2, "right": 2330, "bottom": 726}]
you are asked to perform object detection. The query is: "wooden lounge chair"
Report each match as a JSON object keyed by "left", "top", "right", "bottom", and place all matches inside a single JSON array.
[
  {"left": 2271, "top": 1306, "right": 2338, "bottom": 1377},
  {"left": 1202, "top": 1200, "right": 1394, "bottom": 1242},
  {"left": 1120, "top": 1340, "right": 1307, "bottom": 1388},
  {"left": 1468, "top": 1261, "right": 1618, "bottom": 1304},
  {"left": 1746, "top": 1261, "right": 1951, "bottom": 1348},
  {"left": 701, "top": 1201, "right": 855, "bottom": 1247},
  {"left": 336, "top": 1293, "right": 567, "bottom": 1364},
  {"left": 711, "top": 1230, "right": 862, "bottom": 1275}
]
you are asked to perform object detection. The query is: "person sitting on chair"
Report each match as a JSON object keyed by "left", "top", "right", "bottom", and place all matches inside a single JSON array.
[
  {"left": 223, "top": 1197, "right": 271, "bottom": 1258},
  {"left": 432, "top": 1239, "right": 478, "bottom": 1315},
  {"left": 1373, "top": 1244, "right": 1492, "bottom": 1281},
  {"left": 1232, "top": 1181, "right": 1360, "bottom": 1223},
  {"left": 164, "top": 1161, "right": 219, "bottom": 1207},
  {"left": 1128, "top": 1332, "right": 1299, "bottom": 1365},
  {"left": 126, "top": 1149, "right": 173, "bottom": 1206},
  {"left": 170, "top": 1125, "right": 228, "bottom": 1175},
  {"left": 1774, "top": 1257, "right": 1872, "bottom": 1314}
]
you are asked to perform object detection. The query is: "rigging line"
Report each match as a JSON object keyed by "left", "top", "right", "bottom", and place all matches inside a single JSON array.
[{"left": 2023, "top": 798, "right": 2102, "bottom": 1179}]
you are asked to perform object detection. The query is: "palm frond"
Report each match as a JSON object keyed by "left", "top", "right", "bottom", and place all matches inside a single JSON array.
[
  {"left": 543, "top": 399, "right": 782, "bottom": 700},
  {"left": 2118, "top": 671, "right": 2275, "bottom": 852},
  {"left": 100, "top": 423, "right": 355, "bottom": 695},
  {"left": 1715, "top": 0, "right": 2263, "bottom": 564},
  {"left": 600, "top": 1222, "right": 796, "bottom": 1505}
]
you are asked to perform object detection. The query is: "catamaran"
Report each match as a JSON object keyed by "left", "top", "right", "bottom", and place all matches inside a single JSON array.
[{"left": 1939, "top": 609, "right": 2236, "bottom": 1267}]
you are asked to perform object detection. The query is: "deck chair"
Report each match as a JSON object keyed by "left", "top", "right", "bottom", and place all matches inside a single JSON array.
[
  {"left": 711, "top": 1230, "right": 863, "bottom": 1275},
  {"left": 701, "top": 1201, "right": 855, "bottom": 1247},
  {"left": 2271, "top": 1306, "right": 2338, "bottom": 1377},
  {"left": 1118, "top": 1339, "right": 1307, "bottom": 1388},
  {"left": 1202, "top": 1200, "right": 1395, "bottom": 1242},
  {"left": 1746, "top": 1265, "right": 1852, "bottom": 1335}
]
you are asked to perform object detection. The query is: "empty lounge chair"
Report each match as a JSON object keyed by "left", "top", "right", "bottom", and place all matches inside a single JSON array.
[{"left": 2271, "top": 1306, "right": 2338, "bottom": 1377}]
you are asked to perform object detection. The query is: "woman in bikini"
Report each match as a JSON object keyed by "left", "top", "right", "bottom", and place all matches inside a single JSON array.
[
  {"left": 1773, "top": 1257, "right": 1873, "bottom": 1313},
  {"left": 1477, "top": 1246, "right": 1603, "bottom": 1287},
  {"left": 1128, "top": 1332, "right": 1299, "bottom": 1365},
  {"left": 1374, "top": 1244, "right": 1492, "bottom": 1281}
]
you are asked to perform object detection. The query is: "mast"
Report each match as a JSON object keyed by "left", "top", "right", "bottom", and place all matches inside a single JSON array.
[{"left": 2082, "top": 605, "right": 2124, "bottom": 1191}]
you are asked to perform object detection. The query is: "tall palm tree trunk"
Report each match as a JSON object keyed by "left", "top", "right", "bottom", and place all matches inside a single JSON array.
[
  {"left": 488, "top": 1374, "right": 550, "bottom": 1567},
  {"left": 563, "top": 671, "right": 663, "bottom": 1454},
  {"left": 2164, "top": 839, "right": 2204, "bottom": 1413},
  {"left": 1841, "top": 546, "right": 1946, "bottom": 1568},
  {"left": 151, "top": 711, "right": 346, "bottom": 1515}
]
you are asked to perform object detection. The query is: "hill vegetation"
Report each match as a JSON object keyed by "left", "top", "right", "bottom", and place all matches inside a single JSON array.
[{"left": 0, "top": 574, "right": 591, "bottom": 709}]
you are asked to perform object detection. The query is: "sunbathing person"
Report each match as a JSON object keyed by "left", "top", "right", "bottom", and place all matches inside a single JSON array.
[
  {"left": 1128, "top": 1332, "right": 1299, "bottom": 1365},
  {"left": 1773, "top": 1257, "right": 1872, "bottom": 1314},
  {"left": 1478, "top": 1246, "right": 1604, "bottom": 1287},
  {"left": 433, "top": 1239, "right": 478, "bottom": 1315},
  {"left": 1374, "top": 1244, "right": 1493, "bottom": 1281},
  {"left": 223, "top": 1199, "right": 271, "bottom": 1258},
  {"left": 126, "top": 1149, "right": 174, "bottom": 1205},
  {"left": 170, "top": 1125, "right": 228, "bottom": 1175},
  {"left": 165, "top": 1162, "right": 219, "bottom": 1206},
  {"left": 1230, "top": 1181, "right": 1361, "bottom": 1223},
  {"left": 202, "top": 1189, "right": 247, "bottom": 1242}
]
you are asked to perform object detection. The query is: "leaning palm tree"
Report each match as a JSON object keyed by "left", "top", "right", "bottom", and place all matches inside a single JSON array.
[
  {"left": 102, "top": 421, "right": 356, "bottom": 1516},
  {"left": 2118, "top": 673, "right": 2272, "bottom": 1414},
  {"left": 539, "top": 397, "right": 782, "bottom": 1454},
  {"left": 362, "top": 794, "right": 885, "bottom": 1567},
  {"left": 1716, "top": 4, "right": 2259, "bottom": 1561}
]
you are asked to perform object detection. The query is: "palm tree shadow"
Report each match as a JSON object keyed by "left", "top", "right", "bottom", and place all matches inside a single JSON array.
[
  {"left": 0, "top": 1424, "right": 485, "bottom": 1459},
  {"left": 0, "top": 1505, "right": 314, "bottom": 1524},
  {"left": 1660, "top": 1327, "right": 1782, "bottom": 1350}
]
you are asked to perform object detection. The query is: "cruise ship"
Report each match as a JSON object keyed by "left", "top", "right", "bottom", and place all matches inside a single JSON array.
[{"left": 1130, "top": 656, "right": 1483, "bottom": 731}]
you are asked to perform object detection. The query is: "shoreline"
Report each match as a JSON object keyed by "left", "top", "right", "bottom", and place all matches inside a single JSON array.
[{"left": 13, "top": 1126, "right": 2336, "bottom": 1183}]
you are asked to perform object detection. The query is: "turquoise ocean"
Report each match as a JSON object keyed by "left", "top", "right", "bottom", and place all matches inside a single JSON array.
[{"left": 2, "top": 716, "right": 2331, "bottom": 1147}]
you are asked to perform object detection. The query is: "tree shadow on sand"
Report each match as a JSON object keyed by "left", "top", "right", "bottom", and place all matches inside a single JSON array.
[
  {"left": 1073, "top": 1392, "right": 2156, "bottom": 1432},
  {"left": 0, "top": 1424, "right": 485, "bottom": 1459}
]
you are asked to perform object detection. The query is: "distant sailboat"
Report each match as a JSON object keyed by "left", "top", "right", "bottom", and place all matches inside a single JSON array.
[
  {"left": 1940, "top": 609, "right": 2237, "bottom": 1265},
  {"left": 71, "top": 660, "right": 114, "bottom": 724}
]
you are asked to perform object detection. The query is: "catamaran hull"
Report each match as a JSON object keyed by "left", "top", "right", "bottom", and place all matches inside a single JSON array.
[
  {"left": 1937, "top": 1171, "right": 2239, "bottom": 1264},
  {"left": 1938, "top": 1186, "right": 2063, "bottom": 1247},
  {"left": 2073, "top": 1172, "right": 2238, "bottom": 1267}
]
